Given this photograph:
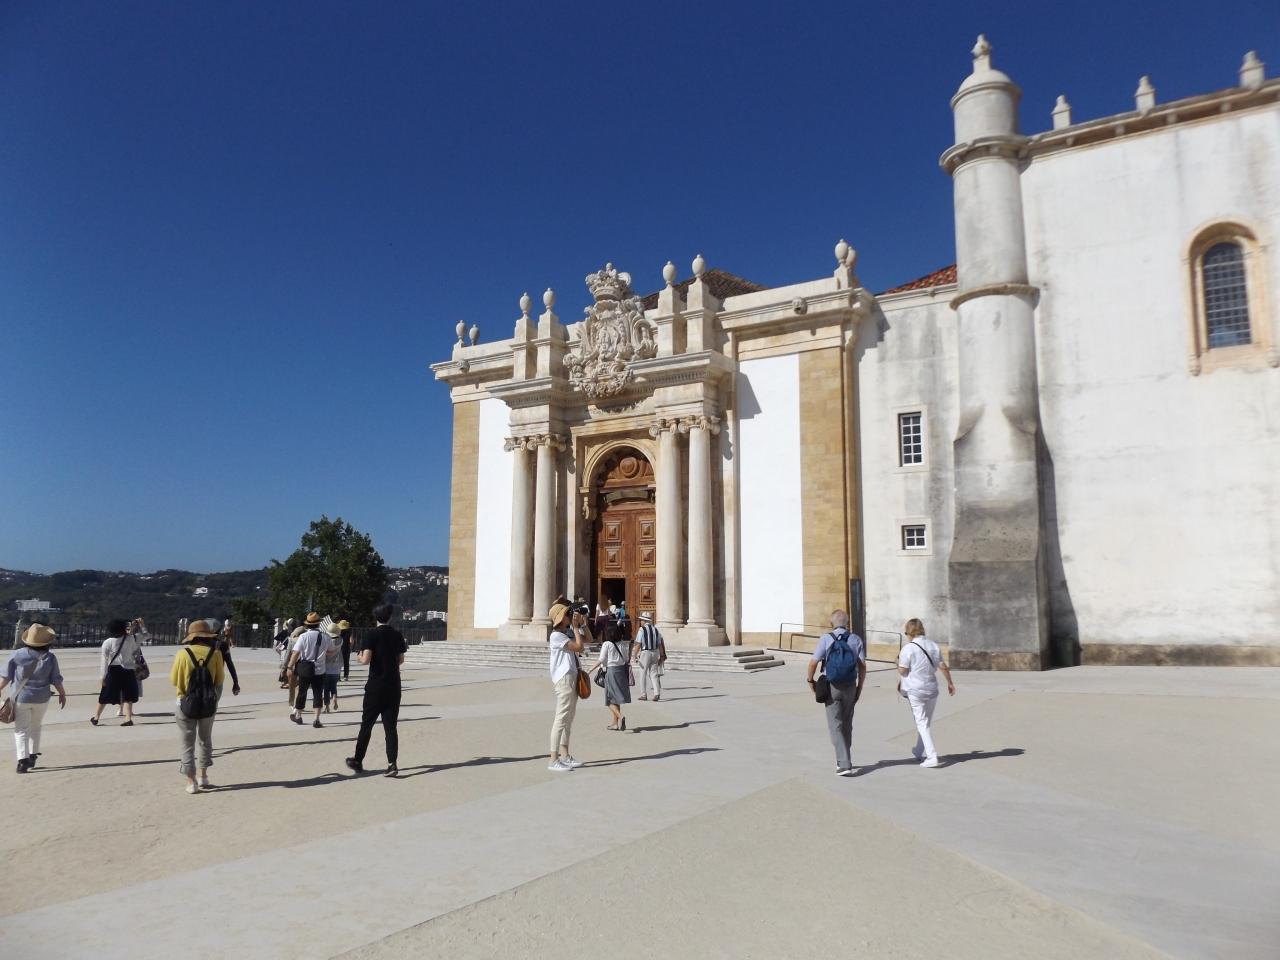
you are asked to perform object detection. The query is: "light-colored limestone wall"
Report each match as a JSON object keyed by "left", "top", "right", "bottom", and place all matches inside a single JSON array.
[
  {"left": 737, "top": 354, "right": 804, "bottom": 635},
  {"left": 798, "top": 348, "right": 850, "bottom": 630},
  {"left": 1023, "top": 106, "right": 1280, "bottom": 653},
  {"left": 472, "top": 397, "right": 514, "bottom": 629},
  {"left": 446, "top": 401, "right": 480, "bottom": 640},
  {"left": 856, "top": 295, "right": 958, "bottom": 646}
]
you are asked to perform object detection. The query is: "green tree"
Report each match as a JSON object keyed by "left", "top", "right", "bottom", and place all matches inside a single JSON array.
[
  {"left": 268, "top": 516, "right": 389, "bottom": 627},
  {"left": 230, "top": 594, "right": 273, "bottom": 628}
]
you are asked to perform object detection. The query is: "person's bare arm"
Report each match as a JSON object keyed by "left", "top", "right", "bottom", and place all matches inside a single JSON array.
[
  {"left": 287, "top": 650, "right": 300, "bottom": 671},
  {"left": 398, "top": 653, "right": 405, "bottom": 665},
  {"left": 940, "top": 661, "right": 956, "bottom": 695},
  {"left": 54, "top": 682, "right": 67, "bottom": 708},
  {"left": 359, "top": 649, "right": 373, "bottom": 666},
  {"left": 897, "top": 664, "right": 910, "bottom": 677},
  {"left": 856, "top": 658, "right": 866, "bottom": 697}
]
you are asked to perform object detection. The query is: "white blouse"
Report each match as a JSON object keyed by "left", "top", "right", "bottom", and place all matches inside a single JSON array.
[{"left": 100, "top": 633, "right": 143, "bottom": 678}]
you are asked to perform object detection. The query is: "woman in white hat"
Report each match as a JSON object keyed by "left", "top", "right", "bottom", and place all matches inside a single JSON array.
[
  {"left": 1, "top": 625, "right": 67, "bottom": 773},
  {"left": 322, "top": 622, "right": 343, "bottom": 712}
]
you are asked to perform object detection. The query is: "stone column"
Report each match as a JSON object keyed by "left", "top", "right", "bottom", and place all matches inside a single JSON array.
[
  {"left": 530, "top": 435, "right": 563, "bottom": 625},
  {"left": 651, "top": 418, "right": 683, "bottom": 629},
  {"left": 506, "top": 438, "right": 534, "bottom": 624},
  {"left": 685, "top": 415, "right": 720, "bottom": 626}
]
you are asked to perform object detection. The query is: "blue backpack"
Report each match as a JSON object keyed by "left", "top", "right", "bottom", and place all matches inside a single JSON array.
[{"left": 823, "top": 630, "right": 859, "bottom": 684}]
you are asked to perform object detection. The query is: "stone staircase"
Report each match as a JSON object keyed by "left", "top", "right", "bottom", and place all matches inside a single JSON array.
[{"left": 405, "top": 641, "right": 785, "bottom": 673}]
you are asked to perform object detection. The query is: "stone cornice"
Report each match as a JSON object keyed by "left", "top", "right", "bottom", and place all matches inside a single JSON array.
[
  {"left": 1026, "top": 79, "right": 1280, "bottom": 161},
  {"left": 949, "top": 282, "right": 1038, "bottom": 310},
  {"left": 486, "top": 376, "right": 574, "bottom": 410},
  {"left": 505, "top": 433, "right": 569, "bottom": 452},
  {"left": 939, "top": 134, "right": 1029, "bottom": 175},
  {"left": 630, "top": 351, "right": 735, "bottom": 389},
  {"left": 717, "top": 288, "right": 869, "bottom": 333}
]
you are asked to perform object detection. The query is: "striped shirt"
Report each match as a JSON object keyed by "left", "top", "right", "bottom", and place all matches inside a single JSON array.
[{"left": 637, "top": 623, "right": 663, "bottom": 651}]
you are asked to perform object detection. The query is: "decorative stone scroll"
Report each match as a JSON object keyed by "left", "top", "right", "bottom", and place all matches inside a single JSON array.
[
  {"left": 564, "top": 264, "right": 658, "bottom": 399},
  {"left": 504, "top": 434, "right": 568, "bottom": 452}
]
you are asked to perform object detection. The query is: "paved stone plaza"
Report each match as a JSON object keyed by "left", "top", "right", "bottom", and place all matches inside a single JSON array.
[{"left": 1, "top": 647, "right": 1276, "bottom": 959}]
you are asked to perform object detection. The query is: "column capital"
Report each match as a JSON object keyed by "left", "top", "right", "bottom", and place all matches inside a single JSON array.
[
  {"left": 681, "top": 414, "right": 721, "bottom": 436},
  {"left": 506, "top": 433, "right": 568, "bottom": 452},
  {"left": 648, "top": 417, "right": 682, "bottom": 438}
]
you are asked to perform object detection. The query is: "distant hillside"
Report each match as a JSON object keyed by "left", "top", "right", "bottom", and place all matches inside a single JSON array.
[{"left": 0, "top": 565, "right": 447, "bottom": 627}]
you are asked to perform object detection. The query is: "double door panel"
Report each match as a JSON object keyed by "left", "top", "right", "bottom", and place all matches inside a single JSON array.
[{"left": 595, "top": 501, "right": 656, "bottom": 632}]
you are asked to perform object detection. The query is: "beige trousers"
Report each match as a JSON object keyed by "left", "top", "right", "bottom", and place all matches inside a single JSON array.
[{"left": 549, "top": 672, "right": 579, "bottom": 755}]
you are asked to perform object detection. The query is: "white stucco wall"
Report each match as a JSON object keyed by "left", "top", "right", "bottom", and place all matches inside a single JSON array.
[
  {"left": 856, "top": 296, "right": 958, "bottom": 645},
  {"left": 472, "top": 397, "right": 513, "bottom": 628},
  {"left": 1023, "top": 105, "right": 1280, "bottom": 648},
  {"left": 737, "top": 354, "right": 804, "bottom": 633}
]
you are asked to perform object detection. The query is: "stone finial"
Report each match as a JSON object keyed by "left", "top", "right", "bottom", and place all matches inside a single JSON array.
[
  {"left": 1052, "top": 95, "right": 1072, "bottom": 129},
  {"left": 844, "top": 245, "right": 858, "bottom": 271},
  {"left": 1240, "top": 51, "right": 1265, "bottom": 89},
  {"left": 663, "top": 261, "right": 676, "bottom": 287},
  {"left": 1135, "top": 75, "right": 1156, "bottom": 113},
  {"left": 692, "top": 253, "right": 706, "bottom": 278},
  {"left": 519, "top": 292, "right": 532, "bottom": 317},
  {"left": 971, "top": 34, "right": 992, "bottom": 72},
  {"left": 834, "top": 239, "right": 849, "bottom": 265},
  {"left": 455, "top": 320, "right": 466, "bottom": 344},
  {"left": 468, "top": 323, "right": 479, "bottom": 345},
  {"left": 543, "top": 288, "right": 555, "bottom": 309}
]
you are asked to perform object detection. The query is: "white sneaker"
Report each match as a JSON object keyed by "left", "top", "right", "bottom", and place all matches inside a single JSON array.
[
  {"left": 547, "top": 759, "right": 573, "bottom": 772},
  {"left": 921, "top": 757, "right": 941, "bottom": 768},
  {"left": 836, "top": 767, "right": 855, "bottom": 777},
  {"left": 563, "top": 756, "right": 584, "bottom": 769},
  {"left": 185, "top": 783, "right": 199, "bottom": 795}
]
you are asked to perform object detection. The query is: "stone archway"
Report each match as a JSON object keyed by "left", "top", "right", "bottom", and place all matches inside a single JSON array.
[{"left": 588, "top": 446, "right": 656, "bottom": 633}]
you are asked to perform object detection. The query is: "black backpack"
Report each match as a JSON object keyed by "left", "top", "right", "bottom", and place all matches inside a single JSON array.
[{"left": 179, "top": 645, "right": 219, "bottom": 720}]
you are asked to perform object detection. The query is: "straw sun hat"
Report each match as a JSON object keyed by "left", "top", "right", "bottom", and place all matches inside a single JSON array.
[
  {"left": 23, "top": 624, "right": 56, "bottom": 648},
  {"left": 303, "top": 612, "right": 322, "bottom": 627},
  {"left": 185, "top": 619, "right": 219, "bottom": 641}
]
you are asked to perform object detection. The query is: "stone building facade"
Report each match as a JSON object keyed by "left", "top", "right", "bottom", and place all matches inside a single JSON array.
[{"left": 433, "top": 39, "right": 1280, "bottom": 667}]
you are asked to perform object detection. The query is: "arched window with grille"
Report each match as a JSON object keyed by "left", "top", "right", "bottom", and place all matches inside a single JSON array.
[{"left": 1185, "top": 223, "right": 1275, "bottom": 374}]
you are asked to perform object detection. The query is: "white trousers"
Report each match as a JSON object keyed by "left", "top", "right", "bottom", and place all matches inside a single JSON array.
[
  {"left": 638, "top": 650, "right": 662, "bottom": 698},
  {"left": 908, "top": 693, "right": 938, "bottom": 761},
  {"left": 14, "top": 701, "right": 50, "bottom": 760},
  {"left": 549, "top": 673, "right": 578, "bottom": 755}
]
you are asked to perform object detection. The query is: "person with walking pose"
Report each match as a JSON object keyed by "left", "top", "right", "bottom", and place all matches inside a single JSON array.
[
  {"left": 92, "top": 618, "right": 146, "bottom": 727},
  {"left": 337, "top": 619, "right": 353, "bottom": 680},
  {"left": 806, "top": 610, "right": 866, "bottom": 776},
  {"left": 345, "top": 604, "right": 406, "bottom": 777},
  {"left": 1, "top": 625, "right": 67, "bottom": 773},
  {"left": 897, "top": 618, "right": 955, "bottom": 768},
  {"left": 288, "top": 613, "right": 330, "bottom": 728},
  {"left": 633, "top": 611, "right": 665, "bottom": 701},
  {"left": 586, "top": 621, "right": 632, "bottom": 732},
  {"left": 546, "top": 601, "right": 587, "bottom": 772},
  {"left": 322, "top": 622, "right": 343, "bottom": 712},
  {"left": 170, "top": 619, "right": 225, "bottom": 794}
]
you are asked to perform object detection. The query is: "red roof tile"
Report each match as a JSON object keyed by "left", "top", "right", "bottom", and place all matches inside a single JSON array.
[
  {"left": 879, "top": 264, "right": 957, "bottom": 295},
  {"left": 640, "top": 269, "right": 767, "bottom": 310}
]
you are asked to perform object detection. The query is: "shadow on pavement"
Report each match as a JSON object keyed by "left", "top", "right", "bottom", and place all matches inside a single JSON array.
[
  {"left": 627, "top": 720, "right": 715, "bottom": 734},
  {"left": 394, "top": 754, "right": 547, "bottom": 779},
  {"left": 581, "top": 746, "right": 722, "bottom": 768},
  {"left": 850, "top": 747, "right": 1025, "bottom": 777}
]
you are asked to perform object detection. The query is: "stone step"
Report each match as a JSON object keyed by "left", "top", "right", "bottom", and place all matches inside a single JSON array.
[{"left": 405, "top": 642, "right": 786, "bottom": 674}]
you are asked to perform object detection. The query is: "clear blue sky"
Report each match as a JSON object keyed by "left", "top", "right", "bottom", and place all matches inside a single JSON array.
[{"left": 1, "top": 1, "right": 1274, "bottom": 573}]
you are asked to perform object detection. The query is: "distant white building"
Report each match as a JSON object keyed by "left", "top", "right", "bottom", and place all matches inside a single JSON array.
[
  {"left": 193, "top": 586, "right": 209, "bottom": 598},
  {"left": 16, "top": 599, "right": 52, "bottom": 612},
  {"left": 424, "top": 610, "right": 448, "bottom": 622}
]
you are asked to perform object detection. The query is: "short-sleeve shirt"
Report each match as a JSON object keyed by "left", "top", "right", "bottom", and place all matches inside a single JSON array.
[
  {"left": 363, "top": 625, "right": 407, "bottom": 690},
  {"left": 898, "top": 636, "right": 942, "bottom": 698},
  {"left": 4, "top": 648, "right": 63, "bottom": 704},
  {"left": 292, "top": 630, "right": 330, "bottom": 672},
  {"left": 810, "top": 629, "right": 865, "bottom": 668},
  {"left": 599, "top": 637, "right": 631, "bottom": 668},
  {"left": 548, "top": 630, "right": 576, "bottom": 684}
]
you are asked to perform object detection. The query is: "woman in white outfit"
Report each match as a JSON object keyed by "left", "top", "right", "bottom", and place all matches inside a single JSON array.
[{"left": 897, "top": 618, "right": 955, "bottom": 768}]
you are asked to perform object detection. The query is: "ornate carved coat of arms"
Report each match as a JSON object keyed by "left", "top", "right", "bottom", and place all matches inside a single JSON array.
[{"left": 564, "top": 263, "right": 658, "bottom": 399}]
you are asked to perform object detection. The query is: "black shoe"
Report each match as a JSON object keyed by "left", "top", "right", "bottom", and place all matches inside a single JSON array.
[
  {"left": 345, "top": 757, "right": 364, "bottom": 773},
  {"left": 620, "top": 716, "right": 626, "bottom": 731},
  {"left": 313, "top": 719, "right": 323, "bottom": 728},
  {"left": 16, "top": 759, "right": 30, "bottom": 774},
  {"left": 28, "top": 753, "right": 39, "bottom": 769},
  {"left": 384, "top": 764, "right": 398, "bottom": 778},
  {"left": 290, "top": 715, "right": 303, "bottom": 725}
]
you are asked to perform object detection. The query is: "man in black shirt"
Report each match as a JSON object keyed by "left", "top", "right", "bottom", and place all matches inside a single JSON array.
[{"left": 345, "top": 603, "right": 407, "bottom": 777}]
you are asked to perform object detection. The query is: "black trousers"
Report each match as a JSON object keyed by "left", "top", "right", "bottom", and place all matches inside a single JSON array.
[
  {"left": 354, "top": 686, "right": 401, "bottom": 765},
  {"left": 341, "top": 639, "right": 352, "bottom": 679},
  {"left": 294, "top": 675, "right": 324, "bottom": 711}
]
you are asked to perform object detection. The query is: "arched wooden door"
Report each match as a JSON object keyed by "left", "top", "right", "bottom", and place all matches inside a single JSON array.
[{"left": 591, "top": 448, "right": 656, "bottom": 635}]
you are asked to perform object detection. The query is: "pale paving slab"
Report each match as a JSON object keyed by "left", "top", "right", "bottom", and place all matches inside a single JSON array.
[{"left": 1, "top": 652, "right": 1276, "bottom": 959}]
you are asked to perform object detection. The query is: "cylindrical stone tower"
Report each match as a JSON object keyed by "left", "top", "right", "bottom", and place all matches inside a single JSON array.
[{"left": 940, "top": 36, "right": 1048, "bottom": 670}]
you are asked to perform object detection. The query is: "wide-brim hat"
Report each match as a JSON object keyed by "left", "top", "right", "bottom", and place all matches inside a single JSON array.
[
  {"left": 325, "top": 623, "right": 342, "bottom": 638},
  {"left": 185, "top": 619, "right": 219, "bottom": 641},
  {"left": 639, "top": 611, "right": 653, "bottom": 623},
  {"left": 336, "top": 619, "right": 350, "bottom": 630},
  {"left": 548, "top": 602, "right": 571, "bottom": 626},
  {"left": 303, "top": 612, "right": 322, "bottom": 627},
  {"left": 23, "top": 624, "right": 56, "bottom": 648}
]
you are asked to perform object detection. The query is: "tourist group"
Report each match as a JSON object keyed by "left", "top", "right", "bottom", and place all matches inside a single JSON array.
[{"left": 2, "top": 600, "right": 954, "bottom": 787}]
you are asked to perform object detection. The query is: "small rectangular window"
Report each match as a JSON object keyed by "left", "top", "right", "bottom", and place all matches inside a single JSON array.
[
  {"left": 898, "top": 412, "right": 923, "bottom": 466},
  {"left": 902, "top": 524, "right": 927, "bottom": 550}
]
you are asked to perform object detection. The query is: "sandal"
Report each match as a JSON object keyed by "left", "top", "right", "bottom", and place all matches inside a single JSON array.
[
  {"left": 606, "top": 723, "right": 620, "bottom": 731},
  {"left": 89, "top": 718, "right": 98, "bottom": 726},
  {"left": 121, "top": 720, "right": 134, "bottom": 727}
]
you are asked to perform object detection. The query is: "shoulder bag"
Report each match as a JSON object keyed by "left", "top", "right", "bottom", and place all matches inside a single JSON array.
[
  {"left": 134, "top": 638, "right": 151, "bottom": 683},
  {"left": 0, "top": 656, "right": 46, "bottom": 724},
  {"left": 294, "top": 632, "right": 320, "bottom": 680},
  {"left": 896, "top": 640, "right": 936, "bottom": 698},
  {"left": 574, "top": 653, "right": 591, "bottom": 700}
]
